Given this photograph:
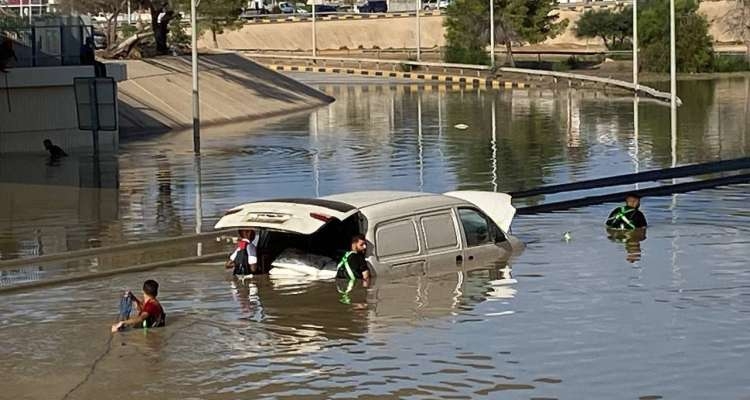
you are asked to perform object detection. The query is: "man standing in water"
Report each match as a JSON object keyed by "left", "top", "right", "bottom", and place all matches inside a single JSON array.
[
  {"left": 337, "top": 234, "right": 370, "bottom": 282},
  {"left": 606, "top": 192, "right": 648, "bottom": 230},
  {"left": 226, "top": 229, "right": 258, "bottom": 275},
  {"left": 111, "top": 280, "right": 166, "bottom": 332}
]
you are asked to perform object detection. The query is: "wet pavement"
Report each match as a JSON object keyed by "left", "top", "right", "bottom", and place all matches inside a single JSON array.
[{"left": 1, "top": 76, "right": 749, "bottom": 399}]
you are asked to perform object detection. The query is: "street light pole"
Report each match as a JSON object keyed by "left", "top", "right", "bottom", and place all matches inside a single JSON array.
[
  {"left": 191, "top": 0, "right": 201, "bottom": 153},
  {"left": 669, "top": 0, "right": 676, "bottom": 110},
  {"left": 416, "top": 0, "right": 421, "bottom": 61},
  {"left": 632, "top": 0, "right": 638, "bottom": 88},
  {"left": 489, "top": 0, "right": 494, "bottom": 66},
  {"left": 670, "top": 0, "right": 677, "bottom": 168},
  {"left": 312, "top": 1, "right": 317, "bottom": 57}
]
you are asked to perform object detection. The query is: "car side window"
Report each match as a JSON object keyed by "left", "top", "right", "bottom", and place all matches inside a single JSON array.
[
  {"left": 376, "top": 219, "right": 420, "bottom": 259},
  {"left": 458, "top": 208, "right": 492, "bottom": 247},
  {"left": 420, "top": 212, "right": 459, "bottom": 251}
]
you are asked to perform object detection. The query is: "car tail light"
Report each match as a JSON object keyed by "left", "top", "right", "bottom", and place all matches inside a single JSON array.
[{"left": 310, "top": 212, "right": 332, "bottom": 222}]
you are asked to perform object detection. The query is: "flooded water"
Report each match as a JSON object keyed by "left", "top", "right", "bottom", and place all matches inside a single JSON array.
[{"left": 1, "top": 76, "right": 750, "bottom": 399}]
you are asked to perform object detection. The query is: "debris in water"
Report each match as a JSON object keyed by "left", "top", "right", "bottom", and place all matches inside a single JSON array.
[
  {"left": 454, "top": 124, "right": 469, "bottom": 130},
  {"left": 562, "top": 231, "right": 572, "bottom": 242}
]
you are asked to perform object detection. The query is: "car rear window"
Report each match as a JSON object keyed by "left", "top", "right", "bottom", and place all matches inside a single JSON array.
[
  {"left": 376, "top": 219, "right": 420, "bottom": 259},
  {"left": 421, "top": 213, "right": 458, "bottom": 251}
]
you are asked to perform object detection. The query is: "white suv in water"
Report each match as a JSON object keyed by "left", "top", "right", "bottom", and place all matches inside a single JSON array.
[{"left": 215, "top": 191, "right": 523, "bottom": 278}]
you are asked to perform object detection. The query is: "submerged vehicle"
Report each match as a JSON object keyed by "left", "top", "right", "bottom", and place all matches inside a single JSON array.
[{"left": 214, "top": 191, "right": 524, "bottom": 278}]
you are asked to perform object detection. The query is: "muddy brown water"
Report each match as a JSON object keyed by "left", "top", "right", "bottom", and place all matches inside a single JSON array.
[{"left": 1, "top": 77, "right": 750, "bottom": 399}]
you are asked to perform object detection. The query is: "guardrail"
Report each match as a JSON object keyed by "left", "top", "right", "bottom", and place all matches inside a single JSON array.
[{"left": 244, "top": 52, "right": 682, "bottom": 104}]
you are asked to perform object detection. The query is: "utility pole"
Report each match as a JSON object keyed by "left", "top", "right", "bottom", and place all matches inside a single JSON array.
[
  {"left": 416, "top": 0, "right": 421, "bottom": 61},
  {"left": 489, "top": 0, "right": 494, "bottom": 66},
  {"left": 128, "top": 0, "right": 132, "bottom": 24},
  {"left": 191, "top": 0, "right": 200, "bottom": 153},
  {"left": 312, "top": 2, "right": 317, "bottom": 57}
]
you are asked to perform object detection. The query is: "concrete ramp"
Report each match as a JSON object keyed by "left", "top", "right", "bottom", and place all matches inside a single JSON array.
[{"left": 118, "top": 52, "right": 334, "bottom": 136}]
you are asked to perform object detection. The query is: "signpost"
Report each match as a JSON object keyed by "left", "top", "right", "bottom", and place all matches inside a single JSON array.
[{"left": 74, "top": 77, "right": 118, "bottom": 156}]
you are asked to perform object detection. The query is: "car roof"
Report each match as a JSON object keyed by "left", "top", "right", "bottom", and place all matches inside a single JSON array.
[
  {"left": 321, "top": 191, "right": 434, "bottom": 209},
  {"left": 321, "top": 191, "right": 469, "bottom": 219}
]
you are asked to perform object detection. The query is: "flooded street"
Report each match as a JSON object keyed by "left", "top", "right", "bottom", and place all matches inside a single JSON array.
[{"left": 2, "top": 76, "right": 750, "bottom": 399}]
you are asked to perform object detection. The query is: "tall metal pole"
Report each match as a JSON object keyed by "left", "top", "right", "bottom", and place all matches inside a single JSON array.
[
  {"left": 489, "top": 0, "right": 495, "bottom": 67},
  {"left": 28, "top": 0, "right": 32, "bottom": 24},
  {"left": 670, "top": 0, "right": 676, "bottom": 168},
  {"left": 191, "top": 0, "right": 201, "bottom": 153},
  {"left": 632, "top": 0, "right": 638, "bottom": 88},
  {"left": 416, "top": 0, "right": 421, "bottom": 61},
  {"left": 312, "top": 3, "right": 317, "bottom": 57},
  {"left": 128, "top": 0, "right": 132, "bottom": 24},
  {"left": 669, "top": 0, "right": 676, "bottom": 111}
]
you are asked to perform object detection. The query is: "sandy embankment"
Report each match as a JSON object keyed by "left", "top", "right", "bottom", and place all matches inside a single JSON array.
[
  {"left": 118, "top": 52, "right": 334, "bottom": 137},
  {"left": 206, "top": 1, "right": 743, "bottom": 52}
]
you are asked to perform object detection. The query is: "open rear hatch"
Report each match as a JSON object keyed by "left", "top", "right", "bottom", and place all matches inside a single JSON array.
[{"left": 214, "top": 198, "right": 359, "bottom": 234}]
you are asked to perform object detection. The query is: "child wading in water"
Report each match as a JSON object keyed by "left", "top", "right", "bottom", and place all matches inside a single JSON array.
[{"left": 111, "top": 279, "right": 166, "bottom": 332}]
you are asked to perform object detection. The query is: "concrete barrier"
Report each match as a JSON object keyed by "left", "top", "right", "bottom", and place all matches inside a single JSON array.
[
  {"left": 0, "top": 63, "right": 127, "bottom": 154},
  {"left": 245, "top": 53, "right": 681, "bottom": 104}
]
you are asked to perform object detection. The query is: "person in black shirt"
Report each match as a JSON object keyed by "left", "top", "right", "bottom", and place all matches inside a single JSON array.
[
  {"left": 606, "top": 192, "right": 647, "bottom": 230},
  {"left": 336, "top": 234, "right": 370, "bottom": 282}
]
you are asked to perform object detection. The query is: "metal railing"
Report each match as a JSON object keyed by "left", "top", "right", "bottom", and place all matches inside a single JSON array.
[
  {"left": 244, "top": 52, "right": 682, "bottom": 104},
  {"left": 5, "top": 24, "right": 94, "bottom": 68}
]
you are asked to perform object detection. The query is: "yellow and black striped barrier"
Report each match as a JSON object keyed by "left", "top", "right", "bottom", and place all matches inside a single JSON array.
[{"left": 267, "top": 64, "right": 531, "bottom": 89}]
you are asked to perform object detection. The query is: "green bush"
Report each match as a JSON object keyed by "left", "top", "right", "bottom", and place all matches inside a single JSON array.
[
  {"left": 444, "top": 45, "right": 490, "bottom": 65},
  {"left": 169, "top": 16, "right": 189, "bottom": 47},
  {"left": 713, "top": 54, "right": 750, "bottom": 72}
]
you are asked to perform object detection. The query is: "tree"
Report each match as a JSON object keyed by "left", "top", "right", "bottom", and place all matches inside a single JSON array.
[
  {"left": 444, "top": 0, "right": 567, "bottom": 66},
  {"left": 444, "top": 0, "right": 491, "bottom": 65},
  {"left": 638, "top": 0, "right": 714, "bottom": 73},
  {"left": 173, "top": 0, "right": 245, "bottom": 48},
  {"left": 575, "top": 7, "right": 633, "bottom": 50}
]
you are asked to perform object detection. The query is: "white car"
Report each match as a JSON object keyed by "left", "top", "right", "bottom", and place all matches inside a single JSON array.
[{"left": 215, "top": 191, "right": 524, "bottom": 279}]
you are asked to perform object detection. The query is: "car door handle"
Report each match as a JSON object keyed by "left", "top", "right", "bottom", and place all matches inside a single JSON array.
[{"left": 456, "top": 255, "right": 463, "bottom": 264}]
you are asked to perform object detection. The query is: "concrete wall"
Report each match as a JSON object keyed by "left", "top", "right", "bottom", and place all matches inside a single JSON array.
[
  {"left": 204, "top": 15, "right": 446, "bottom": 51},
  {"left": 0, "top": 63, "right": 127, "bottom": 155}
]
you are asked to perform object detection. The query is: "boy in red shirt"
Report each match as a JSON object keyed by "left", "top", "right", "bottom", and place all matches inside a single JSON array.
[{"left": 111, "top": 279, "right": 166, "bottom": 332}]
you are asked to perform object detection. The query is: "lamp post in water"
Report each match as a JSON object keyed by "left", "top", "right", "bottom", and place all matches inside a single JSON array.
[
  {"left": 670, "top": 0, "right": 677, "bottom": 169},
  {"left": 312, "top": 0, "right": 317, "bottom": 57},
  {"left": 191, "top": 0, "right": 201, "bottom": 153},
  {"left": 632, "top": 0, "right": 638, "bottom": 89},
  {"left": 489, "top": 0, "right": 495, "bottom": 66},
  {"left": 416, "top": 0, "right": 421, "bottom": 61}
]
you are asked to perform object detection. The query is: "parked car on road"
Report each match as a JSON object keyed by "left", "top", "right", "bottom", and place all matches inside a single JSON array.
[
  {"left": 278, "top": 2, "right": 296, "bottom": 13},
  {"left": 214, "top": 191, "right": 524, "bottom": 278},
  {"left": 438, "top": 0, "right": 452, "bottom": 8},
  {"left": 422, "top": 0, "right": 438, "bottom": 10},
  {"left": 313, "top": 4, "right": 339, "bottom": 13},
  {"left": 356, "top": 0, "right": 387, "bottom": 12}
]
